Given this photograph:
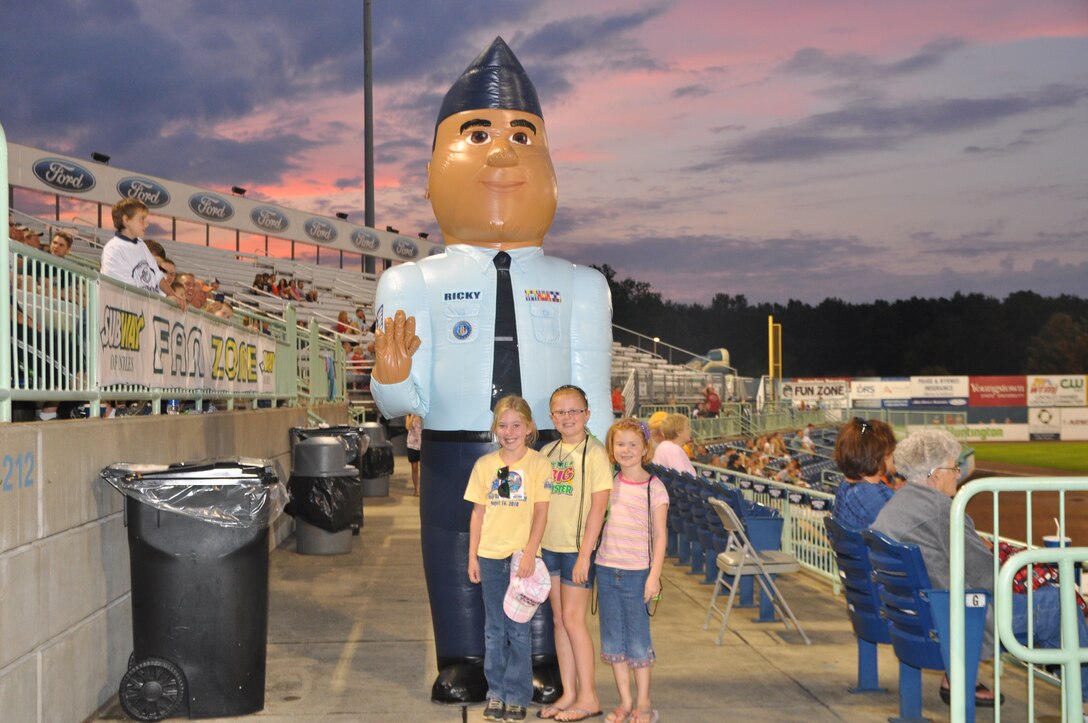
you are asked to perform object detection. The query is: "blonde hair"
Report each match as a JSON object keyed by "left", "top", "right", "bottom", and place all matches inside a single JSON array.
[
  {"left": 661, "top": 413, "right": 689, "bottom": 441},
  {"left": 606, "top": 417, "right": 654, "bottom": 465},
  {"left": 491, "top": 395, "right": 537, "bottom": 446}
]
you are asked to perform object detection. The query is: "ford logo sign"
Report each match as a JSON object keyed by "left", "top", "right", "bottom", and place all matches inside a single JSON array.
[
  {"left": 251, "top": 206, "right": 290, "bottom": 232},
  {"left": 188, "top": 193, "right": 234, "bottom": 221},
  {"left": 304, "top": 218, "right": 337, "bottom": 242},
  {"left": 350, "top": 228, "right": 381, "bottom": 251},
  {"left": 428, "top": 245, "right": 445, "bottom": 256},
  {"left": 392, "top": 237, "right": 419, "bottom": 259},
  {"left": 117, "top": 176, "right": 170, "bottom": 208},
  {"left": 33, "top": 158, "right": 96, "bottom": 193}
]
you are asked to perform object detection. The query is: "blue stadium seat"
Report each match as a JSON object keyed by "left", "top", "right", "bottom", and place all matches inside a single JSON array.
[{"left": 862, "top": 529, "right": 990, "bottom": 723}]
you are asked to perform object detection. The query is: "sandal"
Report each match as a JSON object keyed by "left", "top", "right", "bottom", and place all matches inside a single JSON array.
[
  {"left": 605, "top": 706, "right": 630, "bottom": 723},
  {"left": 630, "top": 710, "right": 659, "bottom": 723},
  {"left": 939, "top": 682, "right": 1004, "bottom": 708},
  {"left": 538, "top": 706, "right": 565, "bottom": 720}
]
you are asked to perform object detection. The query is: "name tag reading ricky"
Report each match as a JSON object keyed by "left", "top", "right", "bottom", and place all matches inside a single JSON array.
[{"left": 966, "top": 593, "right": 986, "bottom": 608}]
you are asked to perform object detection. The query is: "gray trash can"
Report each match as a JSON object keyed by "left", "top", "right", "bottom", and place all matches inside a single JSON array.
[
  {"left": 361, "top": 422, "right": 394, "bottom": 497},
  {"left": 286, "top": 437, "right": 361, "bottom": 555}
]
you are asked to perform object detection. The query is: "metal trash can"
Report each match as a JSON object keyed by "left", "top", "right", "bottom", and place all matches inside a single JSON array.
[
  {"left": 101, "top": 459, "right": 286, "bottom": 721},
  {"left": 361, "top": 422, "right": 394, "bottom": 497},
  {"left": 289, "top": 426, "right": 368, "bottom": 531},
  {"left": 286, "top": 436, "right": 361, "bottom": 554}
]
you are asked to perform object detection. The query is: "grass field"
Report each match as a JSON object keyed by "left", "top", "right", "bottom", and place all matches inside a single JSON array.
[{"left": 971, "top": 441, "right": 1088, "bottom": 473}]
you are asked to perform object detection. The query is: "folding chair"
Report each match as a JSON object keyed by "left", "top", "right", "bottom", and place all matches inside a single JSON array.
[{"left": 704, "top": 498, "right": 811, "bottom": 645}]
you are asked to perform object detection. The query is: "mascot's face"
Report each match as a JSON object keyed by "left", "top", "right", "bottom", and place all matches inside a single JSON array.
[{"left": 428, "top": 108, "right": 557, "bottom": 249}]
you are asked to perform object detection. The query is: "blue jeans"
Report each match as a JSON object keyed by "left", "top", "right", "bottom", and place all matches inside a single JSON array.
[
  {"left": 479, "top": 555, "right": 533, "bottom": 707},
  {"left": 596, "top": 564, "right": 655, "bottom": 668},
  {"left": 1010, "top": 586, "right": 1088, "bottom": 701},
  {"left": 542, "top": 548, "right": 596, "bottom": 589}
]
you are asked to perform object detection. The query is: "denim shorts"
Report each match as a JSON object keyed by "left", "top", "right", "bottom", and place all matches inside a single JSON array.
[
  {"left": 596, "top": 564, "right": 655, "bottom": 667},
  {"left": 541, "top": 549, "right": 595, "bottom": 589}
]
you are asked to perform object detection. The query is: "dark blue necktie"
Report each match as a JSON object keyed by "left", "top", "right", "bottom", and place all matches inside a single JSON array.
[{"left": 491, "top": 251, "right": 521, "bottom": 408}]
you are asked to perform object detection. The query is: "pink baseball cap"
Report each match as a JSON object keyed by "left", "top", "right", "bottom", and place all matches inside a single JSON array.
[{"left": 504, "top": 552, "right": 552, "bottom": 623}]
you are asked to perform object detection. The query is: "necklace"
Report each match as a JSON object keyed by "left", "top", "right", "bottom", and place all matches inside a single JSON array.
[{"left": 548, "top": 437, "right": 585, "bottom": 466}]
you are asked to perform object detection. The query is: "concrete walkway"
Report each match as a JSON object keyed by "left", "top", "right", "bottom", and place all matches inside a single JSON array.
[{"left": 94, "top": 463, "right": 1069, "bottom": 722}]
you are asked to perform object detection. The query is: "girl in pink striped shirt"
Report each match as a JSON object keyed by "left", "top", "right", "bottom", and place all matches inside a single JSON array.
[{"left": 595, "top": 418, "right": 669, "bottom": 723}]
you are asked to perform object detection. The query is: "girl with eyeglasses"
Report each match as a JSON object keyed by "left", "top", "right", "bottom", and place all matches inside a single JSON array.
[
  {"left": 537, "top": 386, "right": 611, "bottom": 721},
  {"left": 465, "top": 395, "right": 553, "bottom": 722},
  {"left": 596, "top": 418, "right": 669, "bottom": 723}
]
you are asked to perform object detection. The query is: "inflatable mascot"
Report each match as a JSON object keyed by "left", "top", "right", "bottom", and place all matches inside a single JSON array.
[{"left": 371, "top": 37, "right": 612, "bottom": 703}]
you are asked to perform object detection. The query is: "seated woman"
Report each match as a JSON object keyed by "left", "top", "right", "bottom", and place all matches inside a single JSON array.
[
  {"left": 651, "top": 413, "right": 696, "bottom": 476},
  {"left": 831, "top": 417, "right": 897, "bottom": 530},
  {"left": 873, "top": 429, "right": 1088, "bottom": 710}
]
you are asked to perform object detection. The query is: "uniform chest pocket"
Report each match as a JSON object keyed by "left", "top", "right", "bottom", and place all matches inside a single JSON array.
[
  {"left": 528, "top": 303, "right": 562, "bottom": 344},
  {"left": 445, "top": 302, "right": 480, "bottom": 344}
]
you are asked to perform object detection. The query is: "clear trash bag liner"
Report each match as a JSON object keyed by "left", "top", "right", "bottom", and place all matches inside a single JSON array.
[{"left": 100, "top": 458, "right": 287, "bottom": 529}]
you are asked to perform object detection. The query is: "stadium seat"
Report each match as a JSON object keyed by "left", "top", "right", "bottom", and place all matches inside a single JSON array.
[{"left": 862, "top": 529, "right": 990, "bottom": 723}]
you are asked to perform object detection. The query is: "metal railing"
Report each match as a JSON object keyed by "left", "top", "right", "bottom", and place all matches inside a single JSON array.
[
  {"left": 695, "top": 462, "right": 840, "bottom": 591},
  {"left": 949, "top": 477, "right": 1088, "bottom": 722}
]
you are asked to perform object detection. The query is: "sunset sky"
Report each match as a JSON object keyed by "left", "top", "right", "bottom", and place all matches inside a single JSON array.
[{"left": 2, "top": 0, "right": 1086, "bottom": 303}]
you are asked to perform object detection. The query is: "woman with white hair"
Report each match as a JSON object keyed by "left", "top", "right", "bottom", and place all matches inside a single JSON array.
[{"left": 873, "top": 429, "right": 1088, "bottom": 711}]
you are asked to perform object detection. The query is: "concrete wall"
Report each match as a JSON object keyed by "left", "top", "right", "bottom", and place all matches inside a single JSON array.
[{"left": 0, "top": 403, "right": 347, "bottom": 722}]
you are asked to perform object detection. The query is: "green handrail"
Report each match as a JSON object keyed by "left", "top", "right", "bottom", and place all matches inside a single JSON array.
[
  {"left": 949, "top": 477, "right": 1088, "bottom": 722},
  {"left": 996, "top": 546, "right": 1087, "bottom": 722}
]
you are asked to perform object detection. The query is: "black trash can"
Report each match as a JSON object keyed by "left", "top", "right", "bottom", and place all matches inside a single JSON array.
[
  {"left": 289, "top": 426, "right": 368, "bottom": 531},
  {"left": 101, "top": 460, "right": 286, "bottom": 721}
]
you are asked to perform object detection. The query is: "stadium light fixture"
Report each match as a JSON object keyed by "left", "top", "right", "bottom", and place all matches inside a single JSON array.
[
  {"left": 231, "top": 186, "right": 247, "bottom": 196},
  {"left": 385, "top": 225, "right": 399, "bottom": 234},
  {"left": 335, "top": 212, "right": 349, "bottom": 220},
  {"left": 90, "top": 152, "right": 111, "bottom": 164},
  {"left": 418, "top": 232, "right": 429, "bottom": 239}
]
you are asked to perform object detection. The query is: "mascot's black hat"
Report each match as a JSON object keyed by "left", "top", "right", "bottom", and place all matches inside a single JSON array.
[{"left": 436, "top": 36, "right": 543, "bottom": 129}]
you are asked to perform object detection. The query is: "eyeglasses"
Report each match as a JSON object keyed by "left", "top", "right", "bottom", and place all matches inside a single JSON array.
[
  {"left": 496, "top": 466, "right": 511, "bottom": 498},
  {"left": 551, "top": 409, "right": 586, "bottom": 418},
  {"left": 928, "top": 465, "right": 961, "bottom": 477}
]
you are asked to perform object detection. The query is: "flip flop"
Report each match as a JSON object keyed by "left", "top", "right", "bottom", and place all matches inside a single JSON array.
[
  {"left": 555, "top": 709, "right": 603, "bottom": 722},
  {"left": 538, "top": 706, "right": 565, "bottom": 720},
  {"left": 629, "top": 710, "right": 659, "bottom": 723},
  {"left": 939, "top": 682, "right": 1004, "bottom": 707},
  {"left": 604, "top": 707, "right": 630, "bottom": 723}
]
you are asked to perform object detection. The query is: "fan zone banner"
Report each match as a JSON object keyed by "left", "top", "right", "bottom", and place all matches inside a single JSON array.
[{"left": 97, "top": 282, "right": 276, "bottom": 392}]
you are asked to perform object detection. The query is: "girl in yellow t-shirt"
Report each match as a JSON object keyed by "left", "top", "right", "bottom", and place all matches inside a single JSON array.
[
  {"left": 465, "top": 395, "right": 552, "bottom": 721},
  {"left": 538, "top": 385, "right": 611, "bottom": 721}
]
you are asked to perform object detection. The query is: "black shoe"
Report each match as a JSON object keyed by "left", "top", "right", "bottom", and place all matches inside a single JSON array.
[
  {"left": 504, "top": 704, "right": 527, "bottom": 721},
  {"left": 431, "top": 661, "right": 488, "bottom": 703},
  {"left": 483, "top": 699, "right": 506, "bottom": 721},
  {"left": 531, "top": 659, "right": 562, "bottom": 705},
  {"left": 939, "top": 682, "right": 1004, "bottom": 707}
]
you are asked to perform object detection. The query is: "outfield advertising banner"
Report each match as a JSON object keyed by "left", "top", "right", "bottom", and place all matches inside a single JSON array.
[
  {"left": 1060, "top": 407, "right": 1088, "bottom": 441},
  {"left": 98, "top": 282, "right": 276, "bottom": 392},
  {"left": 1028, "top": 407, "right": 1061, "bottom": 441},
  {"left": 1026, "top": 375, "right": 1087, "bottom": 407},
  {"left": 905, "top": 423, "right": 1030, "bottom": 442},
  {"left": 968, "top": 376, "right": 1027, "bottom": 407},
  {"left": 781, "top": 378, "right": 849, "bottom": 403},
  {"left": 911, "top": 376, "right": 969, "bottom": 399}
]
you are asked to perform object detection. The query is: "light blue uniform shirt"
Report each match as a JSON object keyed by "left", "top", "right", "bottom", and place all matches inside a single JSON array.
[{"left": 371, "top": 244, "right": 613, "bottom": 439}]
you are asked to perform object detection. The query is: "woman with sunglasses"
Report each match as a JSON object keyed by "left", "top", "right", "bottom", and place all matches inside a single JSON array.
[
  {"left": 831, "top": 417, "right": 899, "bottom": 530},
  {"left": 465, "top": 395, "right": 553, "bottom": 722}
]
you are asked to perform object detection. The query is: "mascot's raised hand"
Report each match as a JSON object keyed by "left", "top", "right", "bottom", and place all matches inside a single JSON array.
[{"left": 373, "top": 309, "right": 420, "bottom": 385}]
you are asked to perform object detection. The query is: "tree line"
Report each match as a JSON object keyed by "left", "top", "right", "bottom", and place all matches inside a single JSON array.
[{"left": 595, "top": 264, "right": 1088, "bottom": 378}]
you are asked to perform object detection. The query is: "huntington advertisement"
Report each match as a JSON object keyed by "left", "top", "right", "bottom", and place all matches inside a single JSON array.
[{"left": 97, "top": 283, "right": 277, "bottom": 392}]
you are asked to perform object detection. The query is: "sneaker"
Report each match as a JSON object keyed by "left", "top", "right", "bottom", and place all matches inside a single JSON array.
[
  {"left": 483, "top": 698, "right": 505, "bottom": 721},
  {"left": 503, "top": 704, "right": 527, "bottom": 721}
]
